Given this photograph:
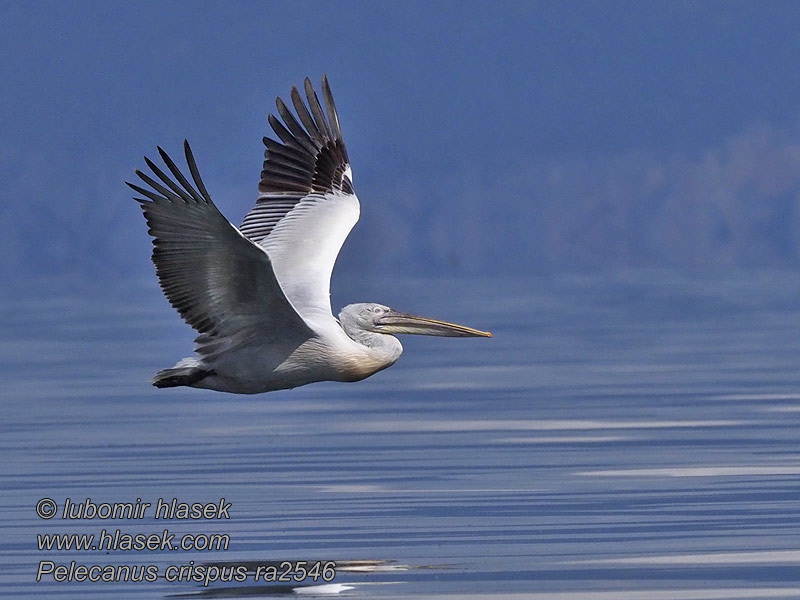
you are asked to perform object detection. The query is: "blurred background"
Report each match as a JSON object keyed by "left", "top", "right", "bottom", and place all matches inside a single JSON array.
[
  {"left": 5, "top": 4, "right": 800, "bottom": 599},
  {"left": 4, "top": 0, "right": 800, "bottom": 290}
]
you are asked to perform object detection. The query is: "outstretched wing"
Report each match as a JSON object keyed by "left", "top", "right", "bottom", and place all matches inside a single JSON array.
[
  {"left": 239, "top": 76, "right": 359, "bottom": 320},
  {"left": 128, "top": 141, "right": 313, "bottom": 343}
]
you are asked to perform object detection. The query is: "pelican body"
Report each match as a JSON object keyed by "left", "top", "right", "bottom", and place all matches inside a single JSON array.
[{"left": 129, "top": 76, "right": 490, "bottom": 394}]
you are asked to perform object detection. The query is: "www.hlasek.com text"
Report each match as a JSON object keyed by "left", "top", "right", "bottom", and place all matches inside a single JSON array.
[{"left": 38, "top": 528, "right": 229, "bottom": 552}]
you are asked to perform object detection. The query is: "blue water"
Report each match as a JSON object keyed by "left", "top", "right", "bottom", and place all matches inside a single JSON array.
[{"left": 2, "top": 272, "right": 800, "bottom": 599}]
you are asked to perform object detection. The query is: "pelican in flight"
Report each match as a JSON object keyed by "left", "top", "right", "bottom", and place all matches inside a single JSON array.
[{"left": 129, "top": 76, "right": 491, "bottom": 394}]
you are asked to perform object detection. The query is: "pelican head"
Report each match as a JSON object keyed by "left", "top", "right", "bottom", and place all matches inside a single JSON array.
[{"left": 339, "top": 303, "right": 492, "bottom": 339}]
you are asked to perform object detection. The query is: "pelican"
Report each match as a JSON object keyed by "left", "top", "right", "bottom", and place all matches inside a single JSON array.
[{"left": 129, "top": 76, "right": 491, "bottom": 394}]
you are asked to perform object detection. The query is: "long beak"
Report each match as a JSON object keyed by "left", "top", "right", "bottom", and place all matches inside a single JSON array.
[{"left": 376, "top": 310, "right": 492, "bottom": 338}]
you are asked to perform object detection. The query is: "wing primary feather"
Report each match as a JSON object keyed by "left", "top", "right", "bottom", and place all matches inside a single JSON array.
[
  {"left": 321, "top": 75, "right": 342, "bottom": 142},
  {"left": 291, "top": 86, "right": 324, "bottom": 144},
  {"left": 143, "top": 156, "right": 195, "bottom": 202},
  {"left": 304, "top": 77, "right": 333, "bottom": 141},
  {"left": 135, "top": 169, "right": 187, "bottom": 203},
  {"left": 268, "top": 114, "right": 308, "bottom": 153},
  {"left": 127, "top": 180, "right": 171, "bottom": 204},
  {"left": 183, "top": 141, "right": 212, "bottom": 203},
  {"left": 275, "top": 97, "right": 320, "bottom": 154},
  {"left": 261, "top": 169, "right": 310, "bottom": 186},
  {"left": 268, "top": 162, "right": 314, "bottom": 180},
  {"left": 267, "top": 152, "right": 313, "bottom": 173},
  {"left": 157, "top": 146, "right": 205, "bottom": 203},
  {"left": 263, "top": 136, "right": 314, "bottom": 167}
]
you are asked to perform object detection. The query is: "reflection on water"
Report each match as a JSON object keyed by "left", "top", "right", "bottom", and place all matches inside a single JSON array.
[{"left": 2, "top": 271, "right": 800, "bottom": 599}]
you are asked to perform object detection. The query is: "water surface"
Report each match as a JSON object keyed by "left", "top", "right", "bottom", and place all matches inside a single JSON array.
[{"left": 2, "top": 272, "right": 800, "bottom": 599}]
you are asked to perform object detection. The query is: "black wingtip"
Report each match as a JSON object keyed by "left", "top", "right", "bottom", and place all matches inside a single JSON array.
[
  {"left": 304, "top": 77, "right": 332, "bottom": 140},
  {"left": 255, "top": 75, "right": 351, "bottom": 198},
  {"left": 182, "top": 140, "right": 195, "bottom": 166},
  {"left": 127, "top": 179, "right": 164, "bottom": 204},
  {"left": 267, "top": 113, "right": 282, "bottom": 133},
  {"left": 320, "top": 75, "right": 342, "bottom": 142},
  {"left": 143, "top": 156, "right": 159, "bottom": 172},
  {"left": 183, "top": 140, "right": 212, "bottom": 203},
  {"left": 181, "top": 140, "right": 192, "bottom": 162}
]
